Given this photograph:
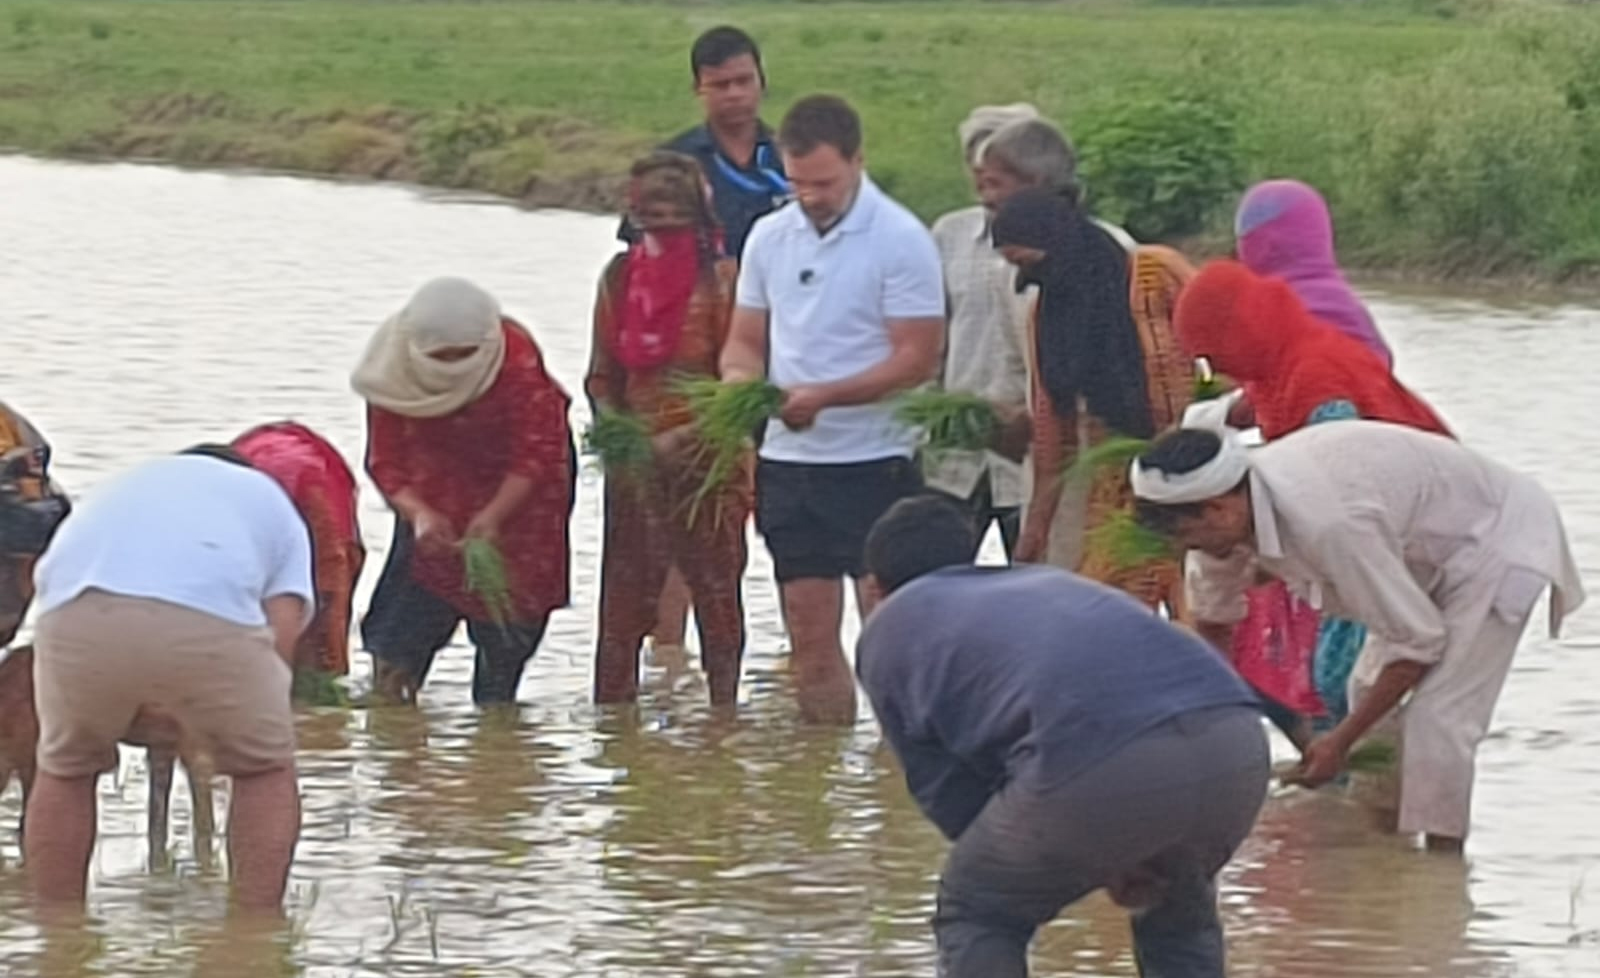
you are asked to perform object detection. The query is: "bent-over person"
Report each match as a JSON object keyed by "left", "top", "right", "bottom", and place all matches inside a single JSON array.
[
  {"left": 857, "top": 496, "right": 1268, "bottom": 977},
  {"left": 27, "top": 446, "right": 313, "bottom": 910},
  {"left": 1131, "top": 420, "right": 1585, "bottom": 851}
]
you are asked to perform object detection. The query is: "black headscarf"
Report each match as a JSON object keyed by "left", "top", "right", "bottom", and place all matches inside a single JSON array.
[{"left": 991, "top": 188, "right": 1154, "bottom": 438}]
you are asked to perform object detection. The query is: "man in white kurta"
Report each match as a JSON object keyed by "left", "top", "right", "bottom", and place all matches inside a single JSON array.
[{"left": 1129, "top": 420, "right": 1586, "bottom": 848}]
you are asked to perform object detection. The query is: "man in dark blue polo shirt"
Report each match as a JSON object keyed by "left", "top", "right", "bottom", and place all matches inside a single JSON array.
[
  {"left": 623, "top": 26, "right": 790, "bottom": 258},
  {"left": 857, "top": 496, "right": 1270, "bottom": 977}
]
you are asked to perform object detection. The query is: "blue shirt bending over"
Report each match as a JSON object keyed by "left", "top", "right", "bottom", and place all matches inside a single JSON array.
[{"left": 857, "top": 565, "right": 1259, "bottom": 841}]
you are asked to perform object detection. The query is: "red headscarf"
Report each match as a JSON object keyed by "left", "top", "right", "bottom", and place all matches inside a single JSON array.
[
  {"left": 233, "top": 421, "right": 360, "bottom": 540},
  {"left": 617, "top": 230, "right": 701, "bottom": 370},
  {"left": 1174, "top": 260, "right": 1449, "bottom": 440},
  {"left": 614, "top": 154, "right": 723, "bottom": 371}
]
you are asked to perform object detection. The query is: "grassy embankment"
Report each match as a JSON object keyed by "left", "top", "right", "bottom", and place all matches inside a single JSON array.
[{"left": 4, "top": 1, "right": 1600, "bottom": 277}]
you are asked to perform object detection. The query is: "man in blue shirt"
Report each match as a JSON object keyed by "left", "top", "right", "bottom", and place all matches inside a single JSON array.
[
  {"left": 856, "top": 496, "right": 1269, "bottom": 977},
  {"left": 622, "top": 26, "right": 789, "bottom": 259}
]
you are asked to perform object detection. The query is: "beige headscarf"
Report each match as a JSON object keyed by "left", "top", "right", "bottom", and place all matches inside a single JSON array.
[
  {"left": 957, "top": 103, "right": 1041, "bottom": 165},
  {"left": 351, "top": 277, "right": 507, "bottom": 418}
]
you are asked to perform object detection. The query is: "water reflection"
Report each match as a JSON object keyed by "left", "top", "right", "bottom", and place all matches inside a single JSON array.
[{"left": 0, "top": 155, "right": 1596, "bottom": 976}]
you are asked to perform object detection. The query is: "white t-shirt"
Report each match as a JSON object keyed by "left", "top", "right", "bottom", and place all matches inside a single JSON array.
[
  {"left": 34, "top": 454, "right": 315, "bottom": 628},
  {"left": 736, "top": 175, "right": 945, "bottom": 464}
]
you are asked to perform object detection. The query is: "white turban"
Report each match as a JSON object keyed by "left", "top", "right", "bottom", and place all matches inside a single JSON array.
[
  {"left": 1129, "top": 389, "right": 1252, "bottom": 503},
  {"left": 351, "top": 277, "right": 507, "bottom": 418},
  {"left": 958, "top": 103, "right": 1041, "bottom": 163}
]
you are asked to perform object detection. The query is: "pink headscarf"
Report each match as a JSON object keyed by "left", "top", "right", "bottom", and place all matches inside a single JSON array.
[{"left": 1235, "top": 180, "right": 1392, "bottom": 368}]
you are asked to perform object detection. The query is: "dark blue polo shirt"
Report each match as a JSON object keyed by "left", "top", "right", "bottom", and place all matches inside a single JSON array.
[
  {"left": 857, "top": 565, "right": 1260, "bottom": 841},
  {"left": 619, "top": 123, "right": 791, "bottom": 259}
]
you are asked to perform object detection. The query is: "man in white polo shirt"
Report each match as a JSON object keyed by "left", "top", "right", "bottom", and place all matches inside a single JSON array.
[
  {"left": 26, "top": 444, "right": 312, "bottom": 911},
  {"left": 721, "top": 94, "right": 945, "bottom": 724}
]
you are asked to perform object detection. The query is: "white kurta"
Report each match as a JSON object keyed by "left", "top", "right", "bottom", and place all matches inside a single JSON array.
[
  {"left": 926, "top": 206, "right": 1032, "bottom": 508},
  {"left": 1187, "top": 421, "right": 1587, "bottom": 838}
]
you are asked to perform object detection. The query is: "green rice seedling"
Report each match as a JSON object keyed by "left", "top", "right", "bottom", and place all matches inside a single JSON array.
[
  {"left": 1085, "top": 508, "right": 1175, "bottom": 570},
  {"left": 292, "top": 669, "right": 351, "bottom": 708},
  {"left": 1063, "top": 434, "right": 1152, "bottom": 485},
  {"left": 582, "top": 407, "right": 654, "bottom": 479},
  {"left": 462, "top": 537, "right": 514, "bottom": 626},
  {"left": 1347, "top": 739, "right": 1399, "bottom": 773},
  {"left": 676, "top": 376, "right": 783, "bottom": 524},
  {"left": 895, "top": 388, "right": 997, "bottom": 458}
]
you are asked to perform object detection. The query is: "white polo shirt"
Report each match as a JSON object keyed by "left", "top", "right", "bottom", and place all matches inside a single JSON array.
[
  {"left": 33, "top": 454, "right": 315, "bottom": 629},
  {"left": 736, "top": 175, "right": 944, "bottom": 464}
]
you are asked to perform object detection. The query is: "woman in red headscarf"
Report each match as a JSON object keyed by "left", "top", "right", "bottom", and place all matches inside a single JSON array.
[
  {"left": 586, "top": 151, "right": 750, "bottom": 707},
  {"left": 1173, "top": 260, "right": 1451, "bottom": 742},
  {"left": 1175, "top": 260, "right": 1446, "bottom": 442},
  {"left": 232, "top": 422, "right": 365, "bottom": 683}
]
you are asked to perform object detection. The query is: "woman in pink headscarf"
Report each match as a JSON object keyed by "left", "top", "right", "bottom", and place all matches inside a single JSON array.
[{"left": 1235, "top": 179, "right": 1392, "bottom": 367}]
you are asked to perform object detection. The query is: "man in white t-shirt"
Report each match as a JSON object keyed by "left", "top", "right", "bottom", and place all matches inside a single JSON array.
[
  {"left": 27, "top": 445, "right": 313, "bottom": 911},
  {"left": 721, "top": 94, "right": 945, "bottom": 724}
]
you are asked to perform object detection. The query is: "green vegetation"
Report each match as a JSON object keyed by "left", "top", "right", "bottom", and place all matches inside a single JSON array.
[
  {"left": 677, "top": 377, "right": 782, "bottom": 524},
  {"left": 291, "top": 668, "right": 352, "bottom": 708},
  {"left": 895, "top": 389, "right": 998, "bottom": 457},
  {"left": 583, "top": 408, "right": 656, "bottom": 480},
  {"left": 463, "top": 538, "right": 514, "bottom": 626},
  {"left": 3, "top": 0, "right": 1600, "bottom": 275},
  {"left": 1064, "top": 434, "right": 1152, "bottom": 486},
  {"left": 1085, "top": 508, "right": 1177, "bottom": 571},
  {"left": 1347, "top": 739, "right": 1399, "bottom": 773},
  {"left": 1078, "top": 94, "right": 1243, "bottom": 243}
]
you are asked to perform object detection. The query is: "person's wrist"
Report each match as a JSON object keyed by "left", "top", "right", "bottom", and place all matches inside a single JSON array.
[{"left": 1325, "top": 725, "right": 1359, "bottom": 754}]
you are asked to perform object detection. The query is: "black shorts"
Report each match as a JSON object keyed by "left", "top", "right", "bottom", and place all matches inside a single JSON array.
[{"left": 755, "top": 456, "right": 922, "bottom": 582}]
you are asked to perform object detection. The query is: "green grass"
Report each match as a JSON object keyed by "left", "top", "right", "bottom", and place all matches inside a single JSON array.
[{"left": 3, "top": 0, "right": 1600, "bottom": 274}]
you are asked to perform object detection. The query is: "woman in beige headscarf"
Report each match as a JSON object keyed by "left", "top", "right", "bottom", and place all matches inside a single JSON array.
[{"left": 354, "top": 277, "right": 574, "bottom": 706}]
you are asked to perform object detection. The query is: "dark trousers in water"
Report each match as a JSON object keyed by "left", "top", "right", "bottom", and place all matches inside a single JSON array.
[
  {"left": 934, "top": 705, "right": 1269, "bottom": 978},
  {"left": 362, "top": 521, "right": 548, "bottom": 706}
]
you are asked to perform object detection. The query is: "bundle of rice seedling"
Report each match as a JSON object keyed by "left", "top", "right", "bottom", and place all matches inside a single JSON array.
[
  {"left": 583, "top": 408, "right": 654, "bottom": 479},
  {"left": 1346, "top": 739, "right": 1399, "bottom": 773},
  {"left": 895, "top": 389, "right": 998, "bottom": 458},
  {"left": 1063, "top": 434, "right": 1152, "bottom": 485},
  {"left": 676, "top": 376, "right": 784, "bottom": 523},
  {"left": 1085, "top": 509, "right": 1175, "bottom": 570},
  {"left": 292, "top": 669, "right": 351, "bottom": 708},
  {"left": 463, "top": 537, "right": 514, "bottom": 626}
]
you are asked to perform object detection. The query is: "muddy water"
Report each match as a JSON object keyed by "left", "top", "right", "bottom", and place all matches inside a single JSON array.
[{"left": 0, "top": 155, "right": 1595, "bottom": 977}]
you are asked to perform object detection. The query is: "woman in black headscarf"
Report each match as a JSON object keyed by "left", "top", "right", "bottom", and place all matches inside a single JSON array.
[{"left": 991, "top": 187, "right": 1196, "bottom": 613}]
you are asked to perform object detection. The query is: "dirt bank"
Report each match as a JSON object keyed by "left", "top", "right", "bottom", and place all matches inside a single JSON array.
[{"left": 51, "top": 94, "right": 642, "bottom": 214}]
